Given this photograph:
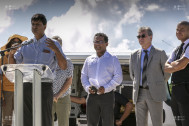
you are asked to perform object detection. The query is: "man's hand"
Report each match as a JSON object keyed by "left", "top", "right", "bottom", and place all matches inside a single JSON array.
[
  {"left": 115, "top": 119, "right": 123, "bottom": 126},
  {"left": 8, "top": 43, "right": 21, "bottom": 64},
  {"left": 98, "top": 86, "right": 105, "bottom": 95},
  {"left": 53, "top": 94, "right": 60, "bottom": 103},
  {"left": 9, "top": 49, "right": 17, "bottom": 55},
  {"left": 88, "top": 86, "right": 96, "bottom": 94},
  {"left": 46, "top": 38, "right": 59, "bottom": 52},
  {"left": 9, "top": 43, "right": 20, "bottom": 55}
]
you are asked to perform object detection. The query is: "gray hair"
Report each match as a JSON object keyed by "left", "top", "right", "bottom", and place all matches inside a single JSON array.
[{"left": 138, "top": 26, "right": 153, "bottom": 36}]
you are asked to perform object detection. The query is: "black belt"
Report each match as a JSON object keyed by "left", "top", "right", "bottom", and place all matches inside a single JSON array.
[
  {"left": 139, "top": 86, "right": 149, "bottom": 89},
  {"left": 171, "top": 82, "right": 189, "bottom": 86}
]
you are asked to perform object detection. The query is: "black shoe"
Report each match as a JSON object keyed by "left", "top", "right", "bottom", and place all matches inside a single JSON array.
[{"left": 54, "top": 112, "right": 57, "bottom": 121}]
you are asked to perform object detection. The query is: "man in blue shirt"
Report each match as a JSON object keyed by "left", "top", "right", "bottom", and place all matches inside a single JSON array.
[{"left": 9, "top": 13, "right": 67, "bottom": 126}]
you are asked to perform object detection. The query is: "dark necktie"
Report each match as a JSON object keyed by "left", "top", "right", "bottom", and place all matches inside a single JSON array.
[
  {"left": 176, "top": 43, "right": 184, "bottom": 60},
  {"left": 142, "top": 50, "right": 148, "bottom": 87}
]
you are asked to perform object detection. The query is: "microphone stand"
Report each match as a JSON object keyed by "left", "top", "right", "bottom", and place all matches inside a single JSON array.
[
  {"left": 0, "top": 50, "right": 5, "bottom": 126},
  {"left": 0, "top": 44, "right": 24, "bottom": 126}
]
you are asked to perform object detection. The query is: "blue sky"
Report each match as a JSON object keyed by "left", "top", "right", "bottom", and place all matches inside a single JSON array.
[{"left": 0, "top": 0, "right": 189, "bottom": 54}]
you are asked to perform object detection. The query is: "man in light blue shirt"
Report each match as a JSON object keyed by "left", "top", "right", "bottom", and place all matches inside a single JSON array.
[
  {"left": 81, "top": 33, "right": 123, "bottom": 126},
  {"left": 9, "top": 13, "right": 67, "bottom": 126}
]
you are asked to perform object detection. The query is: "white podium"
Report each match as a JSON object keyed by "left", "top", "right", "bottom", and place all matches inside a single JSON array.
[{"left": 1, "top": 64, "right": 54, "bottom": 126}]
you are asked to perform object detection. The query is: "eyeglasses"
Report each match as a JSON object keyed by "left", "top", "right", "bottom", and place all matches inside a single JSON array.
[
  {"left": 93, "top": 40, "right": 105, "bottom": 44},
  {"left": 137, "top": 34, "right": 146, "bottom": 39}
]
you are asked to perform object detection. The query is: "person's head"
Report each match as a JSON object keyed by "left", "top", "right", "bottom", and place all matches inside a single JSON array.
[
  {"left": 93, "top": 33, "right": 108, "bottom": 57},
  {"left": 176, "top": 21, "right": 189, "bottom": 42},
  {"left": 137, "top": 26, "right": 153, "bottom": 50},
  {"left": 5, "top": 34, "right": 28, "bottom": 49},
  {"left": 0, "top": 34, "right": 28, "bottom": 55},
  {"left": 31, "top": 13, "right": 47, "bottom": 38},
  {"left": 52, "top": 36, "right": 62, "bottom": 47}
]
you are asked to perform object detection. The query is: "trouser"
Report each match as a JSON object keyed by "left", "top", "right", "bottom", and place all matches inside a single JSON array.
[
  {"left": 2, "top": 91, "right": 14, "bottom": 126},
  {"left": 87, "top": 91, "right": 114, "bottom": 126},
  {"left": 52, "top": 94, "right": 71, "bottom": 126},
  {"left": 171, "top": 84, "right": 189, "bottom": 126},
  {"left": 135, "top": 88, "right": 163, "bottom": 126},
  {"left": 23, "top": 82, "right": 53, "bottom": 126}
]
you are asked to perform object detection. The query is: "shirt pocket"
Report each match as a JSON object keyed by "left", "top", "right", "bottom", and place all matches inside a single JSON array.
[{"left": 40, "top": 52, "right": 54, "bottom": 63}]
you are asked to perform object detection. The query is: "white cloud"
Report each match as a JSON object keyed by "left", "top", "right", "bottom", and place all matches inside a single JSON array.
[
  {"left": 46, "top": 0, "right": 94, "bottom": 52},
  {"left": 145, "top": 4, "right": 165, "bottom": 12},
  {"left": 108, "top": 39, "right": 134, "bottom": 52},
  {"left": 186, "top": 16, "right": 189, "bottom": 20},
  {"left": 115, "top": 4, "right": 143, "bottom": 38},
  {"left": 0, "top": 0, "right": 34, "bottom": 33},
  {"left": 46, "top": 0, "right": 143, "bottom": 52}
]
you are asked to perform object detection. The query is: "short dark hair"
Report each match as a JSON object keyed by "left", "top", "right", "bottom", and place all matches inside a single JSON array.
[
  {"left": 94, "top": 33, "right": 108, "bottom": 43},
  {"left": 31, "top": 13, "right": 47, "bottom": 25},
  {"left": 178, "top": 21, "right": 189, "bottom": 29}
]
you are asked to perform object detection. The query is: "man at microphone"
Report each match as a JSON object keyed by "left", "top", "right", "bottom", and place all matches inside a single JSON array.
[{"left": 8, "top": 13, "right": 67, "bottom": 126}]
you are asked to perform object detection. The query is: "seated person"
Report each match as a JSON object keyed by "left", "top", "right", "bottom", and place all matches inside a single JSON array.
[{"left": 71, "top": 91, "right": 133, "bottom": 126}]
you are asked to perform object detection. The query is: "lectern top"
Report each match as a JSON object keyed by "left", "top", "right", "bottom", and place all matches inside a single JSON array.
[{"left": 1, "top": 64, "right": 54, "bottom": 83}]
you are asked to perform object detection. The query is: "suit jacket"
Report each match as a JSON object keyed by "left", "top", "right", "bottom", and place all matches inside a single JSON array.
[{"left": 129, "top": 46, "right": 170, "bottom": 104}]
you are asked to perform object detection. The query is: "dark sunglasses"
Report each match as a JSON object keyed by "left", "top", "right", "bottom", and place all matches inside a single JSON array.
[{"left": 137, "top": 34, "right": 146, "bottom": 39}]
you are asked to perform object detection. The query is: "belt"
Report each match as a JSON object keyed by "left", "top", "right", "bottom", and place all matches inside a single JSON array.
[
  {"left": 171, "top": 82, "right": 189, "bottom": 86},
  {"left": 139, "top": 86, "right": 149, "bottom": 89}
]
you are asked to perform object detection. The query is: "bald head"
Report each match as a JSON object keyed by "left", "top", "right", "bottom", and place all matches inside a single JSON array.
[{"left": 178, "top": 21, "right": 189, "bottom": 30}]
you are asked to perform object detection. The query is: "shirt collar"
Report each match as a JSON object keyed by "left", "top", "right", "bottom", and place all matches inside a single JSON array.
[
  {"left": 91, "top": 51, "right": 110, "bottom": 58},
  {"left": 183, "top": 39, "right": 189, "bottom": 49},
  {"left": 33, "top": 34, "right": 47, "bottom": 43},
  {"left": 142, "top": 45, "right": 152, "bottom": 53}
]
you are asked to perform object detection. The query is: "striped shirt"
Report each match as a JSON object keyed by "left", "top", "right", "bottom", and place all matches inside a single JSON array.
[{"left": 53, "top": 58, "right": 73, "bottom": 98}]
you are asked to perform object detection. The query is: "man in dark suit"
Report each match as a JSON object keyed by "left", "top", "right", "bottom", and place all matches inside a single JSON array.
[
  {"left": 129, "top": 26, "right": 170, "bottom": 126},
  {"left": 165, "top": 21, "right": 189, "bottom": 126}
]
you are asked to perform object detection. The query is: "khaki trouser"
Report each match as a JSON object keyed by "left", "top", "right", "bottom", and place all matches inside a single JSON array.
[{"left": 52, "top": 94, "right": 71, "bottom": 126}]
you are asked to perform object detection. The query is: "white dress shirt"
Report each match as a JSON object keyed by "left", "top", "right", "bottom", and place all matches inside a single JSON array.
[
  {"left": 81, "top": 51, "right": 123, "bottom": 94},
  {"left": 168, "top": 38, "right": 189, "bottom": 63}
]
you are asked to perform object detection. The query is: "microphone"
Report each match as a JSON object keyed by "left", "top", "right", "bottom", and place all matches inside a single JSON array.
[
  {"left": 42, "top": 65, "right": 46, "bottom": 71},
  {"left": 21, "top": 39, "right": 34, "bottom": 46},
  {"left": 3, "top": 66, "right": 7, "bottom": 72}
]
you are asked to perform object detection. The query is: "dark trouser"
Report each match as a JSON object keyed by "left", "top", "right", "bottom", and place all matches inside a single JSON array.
[
  {"left": 86, "top": 91, "right": 114, "bottom": 126},
  {"left": 171, "top": 83, "right": 189, "bottom": 126},
  {"left": 23, "top": 82, "right": 53, "bottom": 126}
]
